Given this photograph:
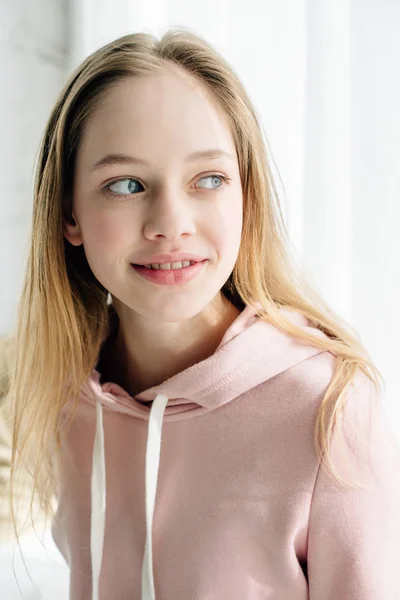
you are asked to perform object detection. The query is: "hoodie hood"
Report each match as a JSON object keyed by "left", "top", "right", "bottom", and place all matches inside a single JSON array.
[{"left": 80, "top": 300, "right": 328, "bottom": 600}]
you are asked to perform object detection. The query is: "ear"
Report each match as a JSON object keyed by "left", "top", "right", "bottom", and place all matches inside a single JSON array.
[{"left": 63, "top": 213, "right": 83, "bottom": 246}]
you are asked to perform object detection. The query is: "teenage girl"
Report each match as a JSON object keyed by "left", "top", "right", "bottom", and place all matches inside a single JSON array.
[{"left": 3, "top": 27, "right": 400, "bottom": 600}]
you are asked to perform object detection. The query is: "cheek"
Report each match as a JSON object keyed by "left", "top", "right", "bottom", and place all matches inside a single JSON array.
[
  {"left": 79, "top": 211, "right": 132, "bottom": 277},
  {"left": 208, "top": 200, "right": 243, "bottom": 256},
  {"left": 83, "top": 211, "right": 130, "bottom": 249}
]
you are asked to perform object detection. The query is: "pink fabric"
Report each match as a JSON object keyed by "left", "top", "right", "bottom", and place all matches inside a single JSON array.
[{"left": 51, "top": 303, "right": 400, "bottom": 599}]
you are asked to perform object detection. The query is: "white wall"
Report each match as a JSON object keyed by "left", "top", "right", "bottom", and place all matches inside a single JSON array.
[
  {"left": 351, "top": 0, "right": 400, "bottom": 421},
  {"left": 0, "top": 1, "right": 70, "bottom": 597},
  {"left": 0, "top": 0, "right": 68, "bottom": 335}
]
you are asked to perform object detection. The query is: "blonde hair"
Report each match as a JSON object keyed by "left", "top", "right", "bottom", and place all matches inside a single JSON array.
[{"left": 2, "top": 27, "right": 384, "bottom": 547}]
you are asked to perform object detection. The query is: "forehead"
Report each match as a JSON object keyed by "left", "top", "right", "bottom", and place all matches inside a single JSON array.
[{"left": 76, "top": 68, "right": 236, "bottom": 169}]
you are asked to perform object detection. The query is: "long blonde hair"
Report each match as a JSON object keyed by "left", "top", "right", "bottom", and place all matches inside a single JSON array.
[{"left": 2, "top": 27, "right": 384, "bottom": 545}]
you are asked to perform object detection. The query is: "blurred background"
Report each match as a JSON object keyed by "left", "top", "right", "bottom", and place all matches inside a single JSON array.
[{"left": 1, "top": 0, "right": 399, "bottom": 597}]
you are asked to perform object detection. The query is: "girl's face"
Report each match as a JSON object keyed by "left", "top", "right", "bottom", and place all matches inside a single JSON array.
[{"left": 64, "top": 67, "right": 243, "bottom": 321}]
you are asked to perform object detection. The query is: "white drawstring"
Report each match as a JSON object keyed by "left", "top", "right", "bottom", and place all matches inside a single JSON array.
[
  {"left": 141, "top": 393, "right": 169, "bottom": 600},
  {"left": 91, "top": 401, "right": 106, "bottom": 600},
  {"left": 91, "top": 394, "right": 169, "bottom": 600}
]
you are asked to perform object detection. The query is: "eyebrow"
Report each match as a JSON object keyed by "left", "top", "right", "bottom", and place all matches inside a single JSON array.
[{"left": 90, "top": 148, "right": 236, "bottom": 171}]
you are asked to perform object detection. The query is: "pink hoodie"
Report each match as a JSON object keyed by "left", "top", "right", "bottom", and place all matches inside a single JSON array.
[{"left": 51, "top": 302, "right": 400, "bottom": 599}]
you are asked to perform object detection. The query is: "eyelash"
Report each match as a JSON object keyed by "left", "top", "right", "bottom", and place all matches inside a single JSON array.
[{"left": 102, "top": 174, "right": 232, "bottom": 199}]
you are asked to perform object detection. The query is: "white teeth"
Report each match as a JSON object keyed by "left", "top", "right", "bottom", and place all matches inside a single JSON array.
[{"left": 144, "top": 261, "right": 194, "bottom": 270}]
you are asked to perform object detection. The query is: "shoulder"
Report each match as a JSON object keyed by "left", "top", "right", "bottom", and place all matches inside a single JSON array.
[{"left": 278, "top": 349, "right": 338, "bottom": 403}]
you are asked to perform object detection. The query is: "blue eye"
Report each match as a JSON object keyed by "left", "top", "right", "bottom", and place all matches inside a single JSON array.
[
  {"left": 106, "top": 178, "right": 144, "bottom": 196},
  {"left": 195, "top": 174, "right": 230, "bottom": 189},
  {"left": 103, "top": 174, "right": 231, "bottom": 198}
]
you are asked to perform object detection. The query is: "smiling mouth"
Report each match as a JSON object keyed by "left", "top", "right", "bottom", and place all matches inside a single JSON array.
[
  {"left": 132, "top": 261, "right": 201, "bottom": 270},
  {"left": 130, "top": 260, "right": 207, "bottom": 285}
]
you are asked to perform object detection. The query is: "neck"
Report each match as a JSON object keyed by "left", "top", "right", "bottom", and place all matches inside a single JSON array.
[{"left": 100, "top": 293, "right": 241, "bottom": 396}]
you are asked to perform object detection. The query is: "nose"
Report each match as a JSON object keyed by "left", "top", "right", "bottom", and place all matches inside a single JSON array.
[{"left": 142, "top": 184, "right": 197, "bottom": 241}]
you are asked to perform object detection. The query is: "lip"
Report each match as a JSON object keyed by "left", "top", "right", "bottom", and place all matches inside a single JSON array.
[
  {"left": 131, "top": 260, "right": 207, "bottom": 286},
  {"left": 133, "top": 253, "right": 207, "bottom": 266}
]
